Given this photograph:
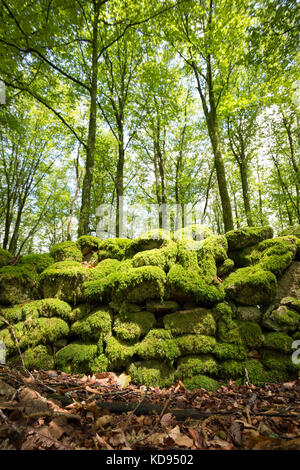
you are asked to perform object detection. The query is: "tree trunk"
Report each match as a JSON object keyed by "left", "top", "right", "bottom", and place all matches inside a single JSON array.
[
  {"left": 78, "top": 2, "right": 99, "bottom": 237},
  {"left": 115, "top": 126, "right": 125, "bottom": 237},
  {"left": 239, "top": 160, "right": 253, "bottom": 227}
]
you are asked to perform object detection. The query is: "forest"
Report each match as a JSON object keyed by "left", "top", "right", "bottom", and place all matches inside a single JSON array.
[
  {"left": 0, "top": 0, "right": 300, "bottom": 453},
  {"left": 0, "top": 0, "right": 299, "bottom": 251}
]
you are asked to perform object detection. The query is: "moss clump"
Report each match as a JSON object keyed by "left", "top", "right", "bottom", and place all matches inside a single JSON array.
[
  {"left": 218, "top": 360, "right": 245, "bottom": 379},
  {"left": 20, "top": 317, "right": 69, "bottom": 350},
  {"left": 177, "top": 242, "right": 199, "bottom": 270},
  {"left": 50, "top": 241, "right": 83, "bottom": 262},
  {"left": 113, "top": 311, "right": 156, "bottom": 343},
  {"left": 146, "top": 300, "right": 179, "bottom": 314},
  {"left": 1, "top": 299, "right": 72, "bottom": 323},
  {"left": 110, "top": 266, "right": 166, "bottom": 304},
  {"left": 238, "top": 322, "right": 263, "bottom": 348},
  {"left": 228, "top": 245, "right": 260, "bottom": 268},
  {"left": 224, "top": 266, "right": 277, "bottom": 306},
  {"left": 166, "top": 264, "right": 225, "bottom": 306},
  {"left": 136, "top": 329, "right": 180, "bottom": 364},
  {"left": 128, "top": 360, "right": 175, "bottom": 388},
  {"left": 71, "top": 307, "right": 112, "bottom": 342},
  {"left": 174, "top": 224, "right": 213, "bottom": 242},
  {"left": 176, "top": 355, "right": 218, "bottom": 379},
  {"left": 23, "top": 345, "right": 54, "bottom": 370},
  {"left": 0, "top": 248, "right": 13, "bottom": 267},
  {"left": 20, "top": 254, "right": 55, "bottom": 273},
  {"left": 69, "top": 304, "right": 91, "bottom": 323},
  {"left": 257, "top": 237, "right": 296, "bottom": 277},
  {"left": 0, "top": 323, "right": 24, "bottom": 355},
  {"left": 215, "top": 303, "right": 242, "bottom": 345},
  {"left": 217, "top": 258, "right": 235, "bottom": 278},
  {"left": 76, "top": 235, "right": 102, "bottom": 256},
  {"left": 55, "top": 342, "right": 98, "bottom": 374},
  {"left": 263, "top": 332, "right": 293, "bottom": 353},
  {"left": 132, "top": 242, "right": 177, "bottom": 272},
  {"left": 279, "top": 225, "right": 300, "bottom": 239},
  {"left": 89, "top": 354, "right": 109, "bottom": 374},
  {"left": 105, "top": 336, "right": 136, "bottom": 369},
  {"left": 126, "top": 229, "right": 173, "bottom": 257},
  {"left": 0, "top": 265, "right": 39, "bottom": 305},
  {"left": 236, "top": 306, "right": 261, "bottom": 322},
  {"left": 225, "top": 226, "right": 273, "bottom": 251},
  {"left": 98, "top": 238, "right": 132, "bottom": 261},
  {"left": 261, "top": 349, "right": 293, "bottom": 372},
  {"left": 40, "top": 261, "right": 89, "bottom": 304},
  {"left": 176, "top": 335, "right": 216, "bottom": 355},
  {"left": 262, "top": 305, "right": 300, "bottom": 332},
  {"left": 183, "top": 374, "right": 221, "bottom": 391},
  {"left": 213, "top": 343, "right": 247, "bottom": 361},
  {"left": 199, "top": 235, "right": 228, "bottom": 265},
  {"left": 163, "top": 308, "right": 216, "bottom": 336},
  {"left": 87, "top": 259, "right": 121, "bottom": 282}
]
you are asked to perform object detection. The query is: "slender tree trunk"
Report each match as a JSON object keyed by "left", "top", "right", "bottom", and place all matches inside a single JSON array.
[
  {"left": 115, "top": 125, "right": 125, "bottom": 237},
  {"left": 239, "top": 160, "right": 253, "bottom": 226},
  {"left": 78, "top": 2, "right": 100, "bottom": 237}
]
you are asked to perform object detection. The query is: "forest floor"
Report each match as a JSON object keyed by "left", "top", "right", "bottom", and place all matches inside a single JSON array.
[{"left": 0, "top": 365, "right": 300, "bottom": 451}]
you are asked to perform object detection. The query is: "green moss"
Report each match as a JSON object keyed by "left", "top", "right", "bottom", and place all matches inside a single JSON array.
[
  {"left": 40, "top": 261, "right": 89, "bottom": 304},
  {"left": 257, "top": 237, "right": 296, "bottom": 277},
  {"left": 173, "top": 224, "right": 213, "bottom": 242},
  {"left": 163, "top": 308, "right": 216, "bottom": 336},
  {"left": 225, "top": 226, "right": 273, "bottom": 251},
  {"left": 262, "top": 305, "right": 300, "bottom": 332},
  {"left": 23, "top": 345, "right": 54, "bottom": 370},
  {"left": 263, "top": 332, "right": 293, "bottom": 353},
  {"left": 113, "top": 311, "right": 156, "bottom": 343},
  {"left": 105, "top": 336, "right": 136, "bottom": 369},
  {"left": 279, "top": 225, "right": 300, "bottom": 239},
  {"left": 238, "top": 322, "right": 263, "bottom": 348},
  {"left": 200, "top": 235, "right": 228, "bottom": 265},
  {"left": 20, "top": 317, "right": 69, "bottom": 350},
  {"left": 176, "top": 355, "right": 218, "bottom": 379},
  {"left": 217, "top": 258, "right": 235, "bottom": 278},
  {"left": 183, "top": 374, "right": 221, "bottom": 391},
  {"left": 218, "top": 360, "right": 245, "bottom": 379},
  {"left": 0, "top": 248, "right": 13, "bottom": 267},
  {"left": 136, "top": 329, "right": 180, "bottom": 364},
  {"left": 89, "top": 354, "right": 109, "bottom": 374},
  {"left": 177, "top": 242, "right": 199, "bottom": 270},
  {"left": 55, "top": 342, "right": 98, "bottom": 374},
  {"left": 261, "top": 349, "right": 293, "bottom": 372},
  {"left": 98, "top": 238, "right": 132, "bottom": 261},
  {"left": 0, "top": 265, "right": 39, "bottom": 305},
  {"left": 87, "top": 259, "right": 121, "bottom": 282},
  {"left": 166, "top": 264, "right": 225, "bottom": 306},
  {"left": 146, "top": 300, "right": 179, "bottom": 314},
  {"left": 0, "top": 323, "right": 24, "bottom": 355},
  {"left": 176, "top": 335, "right": 216, "bottom": 355},
  {"left": 215, "top": 303, "right": 242, "bottom": 345},
  {"left": 71, "top": 307, "right": 112, "bottom": 342},
  {"left": 76, "top": 235, "right": 102, "bottom": 255},
  {"left": 69, "top": 304, "right": 91, "bottom": 323},
  {"left": 110, "top": 266, "right": 166, "bottom": 304},
  {"left": 132, "top": 242, "right": 177, "bottom": 272},
  {"left": 20, "top": 254, "right": 55, "bottom": 273},
  {"left": 228, "top": 245, "right": 261, "bottom": 268},
  {"left": 128, "top": 360, "right": 175, "bottom": 388},
  {"left": 213, "top": 343, "right": 247, "bottom": 361},
  {"left": 50, "top": 241, "right": 83, "bottom": 262},
  {"left": 224, "top": 266, "right": 277, "bottom": 306},
  {"left": 1, "top": 299, "right": 72, "bottom": 323},
  {"left": 236, "top": 306, "right": 261, "bottom": 322}
]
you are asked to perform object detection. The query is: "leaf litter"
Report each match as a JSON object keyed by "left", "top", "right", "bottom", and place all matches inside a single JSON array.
[{"left": 0, "top": 364, "right": 299, "bottom": 450}]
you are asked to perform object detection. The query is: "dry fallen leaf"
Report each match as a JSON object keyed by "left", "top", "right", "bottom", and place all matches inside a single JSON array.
[
  {"left": 95, "top": 415, "right": 113, "bottom": 429},
  {"left": 169, "top": 425, "right": 194, "bottom": 448},
  {"left": 116, "top": 373, "right": 131, "bottom": 389}
]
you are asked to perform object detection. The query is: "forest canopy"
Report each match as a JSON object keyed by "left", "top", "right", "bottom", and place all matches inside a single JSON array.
[{"left": 0, "top": 0, "right": 299, "bottom": 255}]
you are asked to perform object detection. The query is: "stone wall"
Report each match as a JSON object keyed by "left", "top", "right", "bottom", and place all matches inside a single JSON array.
[{"left": 0, "top": 224, "right": 299, "bottom": 391}]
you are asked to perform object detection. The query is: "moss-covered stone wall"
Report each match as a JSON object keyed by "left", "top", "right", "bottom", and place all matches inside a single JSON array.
[{"left": 0, "top": 225, "right": 299, "bottom": 391}]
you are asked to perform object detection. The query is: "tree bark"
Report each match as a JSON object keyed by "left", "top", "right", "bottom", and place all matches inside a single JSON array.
[{"left": 78, "top": 1, "right": 100, "bottom": 237}]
